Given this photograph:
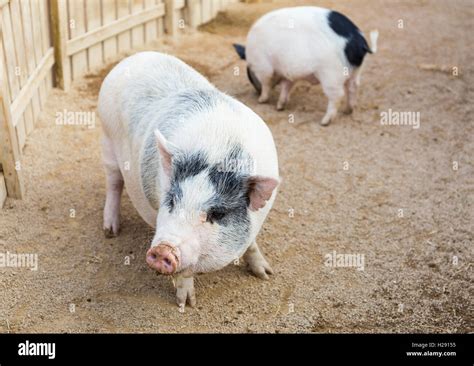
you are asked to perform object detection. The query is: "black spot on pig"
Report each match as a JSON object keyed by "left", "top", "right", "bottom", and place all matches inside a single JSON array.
[
  {"left": 164, "top": 151, "right": 209, "bottom": 212},
  {"left": 164, "top": 182, "right": 183, "bottom": 212},
  {"left": 173, "top": 151, "right": 209, "bottom": 183},
  {"left": 208, "top": 165, "right": 250, "bottom": 218},
  {"left": 206, "top": 144, "right": 251, "bottom": 245},
  {"left": 327, "top": 11, "right": 372, "bottom": 67},
  {"left": 233, "top": 44, "right": 246, "bottom": 60}
]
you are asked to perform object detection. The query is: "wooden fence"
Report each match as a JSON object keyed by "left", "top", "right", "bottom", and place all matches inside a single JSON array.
[{"left": 0, "top": 0, "right": 235, "bottom": 207}]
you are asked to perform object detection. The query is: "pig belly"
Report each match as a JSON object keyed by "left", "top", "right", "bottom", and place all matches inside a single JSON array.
[
  {"left": 273, "top": 57, "right": 318, "bottom": 81},
  {"left": 276, "top": 71, "right": 319, "bottom": 85},
  {"left": 272, "top": 48, "right": 335, "bottom": 83}
]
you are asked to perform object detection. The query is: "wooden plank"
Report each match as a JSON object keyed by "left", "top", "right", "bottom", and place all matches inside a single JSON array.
[
  {"left": 131, "top": 0, "right": 144, "bottom": 48},
  {"left": 9, "top": 0, "right": 33, "bottom": 139},
  {"left": 19, "top": 0, "right": 36, "bottom": 81},
  {"left": 212, "top": 0, "right": 219, "bottom": 17},
  {"left": 50, "top": 0, "right": 71, "bottom": 90},
  {"left": 117, "top": 0, "right": 131, "bottom": 52},
  {"left": 1, "top": 6, "right": 20, "bottom": 100},
  {"left": 68, "top": 0, "right": 88, "bottom": 80},
  {"left": 144, "top": 0, "right": 157, "bottom": 43},
  {"left": 0, "top": 172, "right": 7, "bottom": 208},
  {"left": 10, "top": 49, "right": 54, "bottom": 126},
  {"left": 102, "top": 0, "right": 118, "bottom": 61},
  {"left": 1, "top": 35, "right": 12, "bottom": 101},
  {"left": 157, "top": 0, "right": 164, "bottom": 37},
  {"left": 23, "top": 103, "right": 34, "bottom": 134},
  {"left": 31, "top": 0, "right": 46, "bottom": 61},
  {"left": 19, "top": 0, "right": 40, "bottom": 134},
  {"left": 187, "top": 0, "right": 201, "bottom": 28},
  {"left": 0, "top": 20, "right": 23, "bottom": 198},
  {"left": 16, "top": 114, "right": 26, "bottom": 148},
  {"left": 201, "top": 0, "right": 211, "bottom": 24},
  {"left": 0, "top": 7, "right": 16, "bottom": 100},
  {"left": 30, "top": 0, "right": 48, "bottom": 112},
  {"left": 9, "top": 0, "right": 28, "bottom": 87},
  {"left": 164, "top": 0, "right": 178, "bottom": 36},
  {"left": 85, "top": 0, "right": 103, "bottom": 70},
  {"left": 67, "top": 3, "right": 165, "bottom": 56},
  {"left": 39, "top": 0, "right": 54, "bottom": 90}
]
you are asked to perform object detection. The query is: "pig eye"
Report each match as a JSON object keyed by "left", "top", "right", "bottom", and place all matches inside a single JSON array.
[{"left": 207, "top": 209, "right": 227, "bottom": 224}]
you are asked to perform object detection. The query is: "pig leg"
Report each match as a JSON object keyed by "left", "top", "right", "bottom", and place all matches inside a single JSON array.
[
  {"left": 276, "top": 79, "right": 294, "bottom": 111},
  {"left": 102, "top": 137, "right": 124, "bottom": 238},
  {"left": 256, "top": 71, "right": 273, "bottom": 104},
  {"left": 253, "top": 62, "right": 274, "bottom": 103},
  {"left": 175, "top": 273, "right": 196, "bottom": 308},
  {"left": 343, "top": 69, "right": 360, "bottom": 114},
  {"left": 320, "top": 75, "right": 345, "bottom": 126},
  {"left": 243, "top": 242, "right": 274, "bottom": 280}
]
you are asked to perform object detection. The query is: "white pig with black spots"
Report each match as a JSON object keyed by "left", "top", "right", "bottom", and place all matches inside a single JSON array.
[
  {"left": 98, "top": 52, "right": 279, "bottom": 307},
  {"left": 234, "top": 6, "right": 378, "bottom": 126}
]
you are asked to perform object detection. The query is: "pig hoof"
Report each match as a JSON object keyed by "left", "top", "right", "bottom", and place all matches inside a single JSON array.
[
  {"left": 258, "top": 96, "right": 269, "bottom": 104},
  {"left": 103, "top": 226, "right": 119, "bottom": 238},
  {"left": 320, "top": 118, "right": 332, "bottom": 126},
  {"left": 103, "top": 215, "right": 120, "bottom": 237},
  {"left": 247, "top": 261, "right": 274, "bottom": 280},
  {"left": 176, "top": 276, "right": 196, "bottom": 308},
  {"left": 276, "top": 103, "right": 285, "bottom": 111},
  {"left": 176, "top": 290, "right": 196, "bottom": 308}
]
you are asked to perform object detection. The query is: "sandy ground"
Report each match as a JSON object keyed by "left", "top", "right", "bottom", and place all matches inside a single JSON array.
[{"left": 0, "top": 0, "right": 473, "bottom": 333}]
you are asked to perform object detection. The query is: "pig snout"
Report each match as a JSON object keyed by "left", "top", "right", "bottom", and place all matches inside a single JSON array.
[{"left": 146, "top": 243, "right": 180, "bottom": 275}]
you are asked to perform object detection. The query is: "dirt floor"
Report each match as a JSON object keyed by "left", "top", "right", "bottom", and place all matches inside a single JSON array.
[{"left": 0, "top": 0, "right": 473, "bottom": 333}]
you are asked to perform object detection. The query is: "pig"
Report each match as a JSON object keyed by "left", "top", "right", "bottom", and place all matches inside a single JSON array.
[
  {"left": 98, "top": 52, "right": 279, "bottom": 308},
  {"left": 233, "top": 6, "right": 379, "bottom": 126}
]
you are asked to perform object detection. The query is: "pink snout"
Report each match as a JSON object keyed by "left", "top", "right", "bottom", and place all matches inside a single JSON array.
[{"left": 146, "top": 243, "right": 180, "bottom": 275}]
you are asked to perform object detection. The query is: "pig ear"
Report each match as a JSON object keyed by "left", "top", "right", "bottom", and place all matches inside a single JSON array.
[
  {"left": 247, "top": 176, "right": 280, "bottom": 211},
  {"left": 154, "top": 129, "right": 174, "bottom": 176},
  {"left": 233, "top": 44, "right": 246, "bottom": 60}
]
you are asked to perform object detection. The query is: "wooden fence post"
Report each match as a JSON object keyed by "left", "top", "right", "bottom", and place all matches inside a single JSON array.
[
  {"left": 0, "top": 7, "right": 24, "bottom": 199},
  {"left": 165, "top": 0, "right": 179, "bottom": 36},
  {"left": 187, "top": 0, "right": 201, "bottom": 28},
  {"left": 50, "top": 0, "right": 71, "bottom": 90}
]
